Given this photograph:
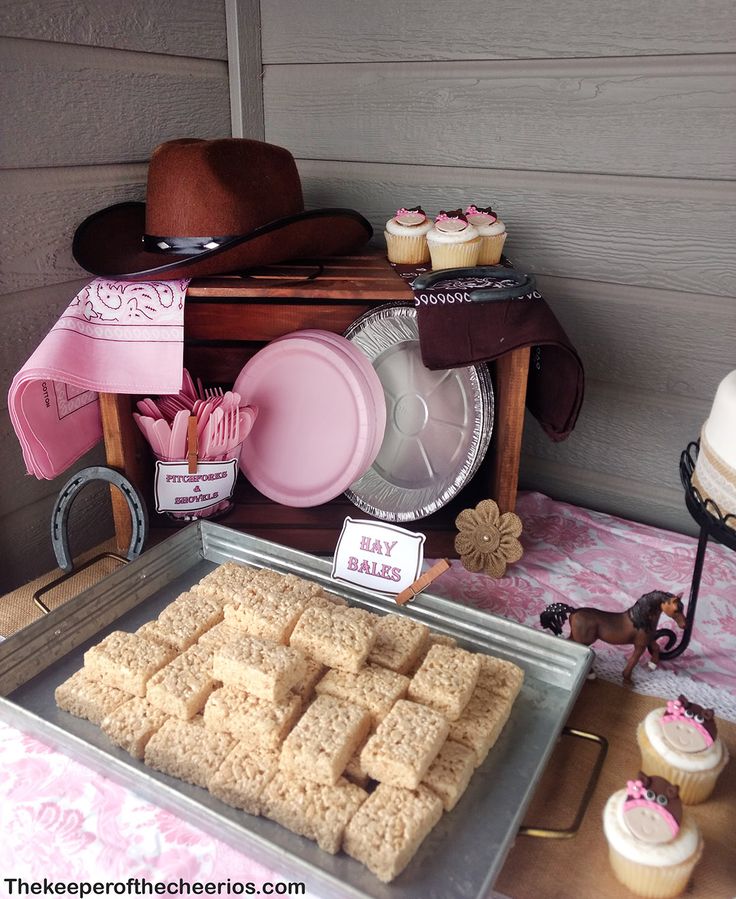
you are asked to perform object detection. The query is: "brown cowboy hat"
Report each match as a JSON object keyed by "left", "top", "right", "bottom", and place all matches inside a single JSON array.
[{"left": 72, "top": 138, "right": 373, "bottom": 280}]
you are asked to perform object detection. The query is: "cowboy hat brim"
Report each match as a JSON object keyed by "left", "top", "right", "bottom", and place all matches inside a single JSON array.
[{"left": 72, "top": 202, "right": 373, "bottom": 280}]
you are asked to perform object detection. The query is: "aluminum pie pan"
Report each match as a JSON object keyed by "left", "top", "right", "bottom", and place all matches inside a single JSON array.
[{"left": 344, "top": 303, "right": 494, "bottom": 521}]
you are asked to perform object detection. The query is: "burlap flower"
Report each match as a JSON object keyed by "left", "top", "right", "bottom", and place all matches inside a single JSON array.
[{"left": 454, "top": 499, "right": 523, "bottom": 578}]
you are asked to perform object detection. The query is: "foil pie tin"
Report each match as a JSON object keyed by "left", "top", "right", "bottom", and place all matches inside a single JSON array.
[{"left": 344, "top": 304, "right": 494, "bottom": 521}]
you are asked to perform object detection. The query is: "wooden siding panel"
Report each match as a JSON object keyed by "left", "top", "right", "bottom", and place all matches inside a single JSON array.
[
  {"left": 521, "top": 379, "right": 709, "bottom": 501},
  {"left": 0, "top": 164, "right": 147, "bottom": 296},
  {"left": 0, "top": 38, "right": 230, "bottom": 170},
  {"left": 536, "top": 276, "right": 736, "bottom": 403},
  {"left": 0, "top": 0, "right": 227, "bottom": 59},
  {"left": 261, "top": 0, "right": 736, "bottom": 63},
  {"left": 264, "top": 56, "right": 736, "bottom": 180},
  {"left": 296, "top": 159, "right": 736, "bottom": 298},
  {"left": 0, "top": 280, "right": 89, "bottom": 412}
]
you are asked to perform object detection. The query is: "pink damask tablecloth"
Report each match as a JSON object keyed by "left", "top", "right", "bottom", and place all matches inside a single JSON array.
[{"left": 2, "top": 491, "right": 734, "bottom": 894}]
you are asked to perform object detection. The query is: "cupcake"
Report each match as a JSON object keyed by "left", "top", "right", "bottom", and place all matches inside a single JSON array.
[
  {"left": 425, "top": 209, "right": 481, "bottom": 270},
  {"left": 464, "top": 204, "right": 507, "bottom": 264},
  {"left": 636, "top": 695, "right": 729, "bottom": 804},
  {"left": 603, "top": 773, "right": 703, "bottom": 898},
  {"left": 384, "top": 206, "right": 432, "bottom": 264}
]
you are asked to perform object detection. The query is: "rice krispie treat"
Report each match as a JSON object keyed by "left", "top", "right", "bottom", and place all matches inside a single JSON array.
[
  {"left": 158, "top": 591, "right": 224, "bottom": 628},
  {"left": 196, "top": 620, "right": 244, "bottom": 649},
  {"left": 448, "top": 687, "right": 515, "bottom": 766},
  {"left": 280, "top": 694, "right": 371, "bottom": 786},
  {"left": 360, "top": 699, "right": 449, "bottom": 789},
  {"left": 406, "top": 631, "right": 458, "bottom": 675},
  {"left": 276, "top": 573, "right": 325, "bottom": 601},
  {"left": 307, "top": 592, "right": 349, "bottom": 611},
  {"left": 193, "top": 561, "right": 259, "bottom": 605},
  {"left": 83, "top": 631, "right": 177, "bottom": 697},
  {"left": 367, "top": 614, "right": 429, "bottom": 674},
  {"left": 203, "top": 685, "right": 301, "bottom": 749},
  {"left": 475, "top": 654, "right": 525, "bottom": 702},
  {"left": 208, "top": 742, "right": 280, "bottom": 815},
  {"left": 136, "top": 617, "right": 207, "bottom": 654},
  {"left": 213, "top": 635, "right": 306, "bottom": 702},
  {"left": 422, "top": 740, "right": 476, "bottom": 811},
  {"left": 54, "top": 669, "right": 131, "bottom": 725},
  {"left": 261, "top": 771, "right": 367, "bottom": 854},
  {"left": 343, "top": 733, "right": 373, "bottom": 789},
  {"left": 315, "top": 663, "right": 409, "bottom": 726},
  {"left": 101, "top": 697, "right": 169, "bottom": 759},
  {"left": 223, "top": 590, "right": 309, "bottom": 644},
  {"left": 407, "top": 644, "right": 481, "bottom": 721},
  {"left": 291, "top": 656, "right": 327, "bottom": 705},
  {"left": 146, "top": 645, "right": 219, "bottom": 720},
  {"left": 289, "top": 604, "right": 377, "bottom": 673},
  {"left": 250, "top": 568, "right": 287, "bottom": 591},
  {"left": 144, "top": 717, "right": 234, "bottom": 788},
  {"left": 343, "top": 783, "right": 443, "bottom": 882}
]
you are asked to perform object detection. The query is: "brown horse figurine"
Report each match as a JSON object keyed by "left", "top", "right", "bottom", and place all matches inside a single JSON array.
[{"left": 540, "top": 590, "right": 686, "bottom": 683}]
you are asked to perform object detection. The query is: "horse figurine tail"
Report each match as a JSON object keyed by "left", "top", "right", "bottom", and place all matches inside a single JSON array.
[{"left": 540, "top": 602, "right": 577, "bottom": 636}]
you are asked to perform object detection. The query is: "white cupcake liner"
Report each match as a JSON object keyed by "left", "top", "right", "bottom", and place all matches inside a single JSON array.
[{"left": 608, "top": 843, "right": 702, "bottom": 898}]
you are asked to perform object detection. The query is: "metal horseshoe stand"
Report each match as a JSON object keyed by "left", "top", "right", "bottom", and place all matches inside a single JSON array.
[
  {"left": 653, "top": 442, "right": 736, "bottom": 659},
  {"left": 33, "top": 466, "right": 149, "bottom": 615}
]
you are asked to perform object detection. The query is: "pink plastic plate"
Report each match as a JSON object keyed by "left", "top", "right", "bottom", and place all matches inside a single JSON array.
[
  {"left": 272, "top": 329, "right": 387, "bottom": 470},
  {"left": 234, "top": 336, "right": 376, "bottom": 507}
]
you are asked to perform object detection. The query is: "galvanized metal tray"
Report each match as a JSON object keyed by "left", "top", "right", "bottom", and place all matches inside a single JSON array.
[{"left": 0, "top": 522, "right": 593, "bottom": 899}]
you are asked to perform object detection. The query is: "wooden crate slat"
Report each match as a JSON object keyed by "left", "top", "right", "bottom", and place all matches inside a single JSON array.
[{"left": 184, "top": 303, "right": 375, "bottom": 341}]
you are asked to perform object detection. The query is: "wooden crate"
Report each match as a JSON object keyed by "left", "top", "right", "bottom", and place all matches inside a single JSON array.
[{"left": 100, "top": 250, "right": 529, "bottom": 557}]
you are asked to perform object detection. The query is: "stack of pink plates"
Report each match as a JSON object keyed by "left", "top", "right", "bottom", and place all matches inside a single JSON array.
[{"left": 234, "top": 330, "right": 386, "bottom": 507}]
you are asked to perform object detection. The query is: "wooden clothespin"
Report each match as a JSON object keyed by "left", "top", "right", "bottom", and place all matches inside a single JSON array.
[
  {"left": 187, "top": 415, "right": 199, "bottom": 473},
  {"left": 395, "top": 559, "right": 450, "bottom": 605}
]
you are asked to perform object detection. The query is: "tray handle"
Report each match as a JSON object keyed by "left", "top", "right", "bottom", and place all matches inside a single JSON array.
[
  {"left": 33, "top": 552, "right": 130, "bottom": 615},
  {"left": 518, "top": 726, "right": 608, "bottom": 839}
]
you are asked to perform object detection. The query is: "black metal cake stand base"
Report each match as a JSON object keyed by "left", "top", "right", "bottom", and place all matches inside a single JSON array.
[{"left": 654, "top": 441, "right": 736, "bottom": 660}]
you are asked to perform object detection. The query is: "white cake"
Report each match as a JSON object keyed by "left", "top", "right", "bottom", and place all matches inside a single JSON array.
[{"left": 692, "top": 370, "right": 736, "bottom": 527}]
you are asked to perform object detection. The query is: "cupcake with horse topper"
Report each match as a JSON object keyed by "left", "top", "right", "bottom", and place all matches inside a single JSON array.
[
  {"left": 464, "top": 204, "right": 507, "bottom": 264},
  {"left": 384, "top": 205, "right": 432, "bottom": 264},
  {"left": 636, "top": 694, "right": 730, "bottom": 804},
  {"left": 603, "top": 772, "right": 703, "bottom": 898},
  {"left": 425, "top": 209, "right": 481, "bottom": 270}
]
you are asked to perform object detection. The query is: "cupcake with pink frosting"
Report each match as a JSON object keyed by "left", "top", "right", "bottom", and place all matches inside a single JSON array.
[
  {"left": 603, "top": 772, "right": 703, "bottom": 898},
  {"left": 636, "top": 695, "right": 729, "bottom": 804},
  {"left": 425, "top": 209, "right": 480, "bottom": 270},
  {"left": 384, "top": 206, "right": 432, "bottom": 264},
  {"left": 464, "top": 204, "right": 507, "bottom": 264}
]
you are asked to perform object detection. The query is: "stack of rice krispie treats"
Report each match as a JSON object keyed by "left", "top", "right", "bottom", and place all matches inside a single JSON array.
[{"left": 55, "top": 560, "right": 524, "bottom": 883}]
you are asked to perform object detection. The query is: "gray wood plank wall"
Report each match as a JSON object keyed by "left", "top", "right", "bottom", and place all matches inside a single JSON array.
[
  {"left": 0, "top": 2, "right": 231, "bottom": 592},
  {"left": 259, "top": 1, "right": 736, "bottom": 535}
]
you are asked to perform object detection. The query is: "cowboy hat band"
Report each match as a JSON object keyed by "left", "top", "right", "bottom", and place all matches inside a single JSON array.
[{"left": 72, "top": 138, "right": 373, "bottom": 280}]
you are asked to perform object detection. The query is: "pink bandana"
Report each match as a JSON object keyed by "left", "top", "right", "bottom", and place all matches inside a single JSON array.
[{"left": 8, "top": 278, "right": 189, "bottom": 479}]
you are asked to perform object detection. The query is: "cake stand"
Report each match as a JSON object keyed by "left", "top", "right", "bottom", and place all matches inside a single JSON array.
[{"left": 654, "top": 441, "right": 736, "bottom": 659}]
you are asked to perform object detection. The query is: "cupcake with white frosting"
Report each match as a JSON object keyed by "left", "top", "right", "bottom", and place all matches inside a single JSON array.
[
  {"left": 425, "top": 209, "right": 481, "bottom": 270},
  {"left": 603, "top": 772, "right": 703, "bottom": 898},
  {"left": 636, "top": 694, "right": 729, "bottom": 804},
  {"left": 464, "top": 204, "right": 507, "bottom": 264},
  {"left": 384, "top": 206, "right": 432, "bottom": 264}
]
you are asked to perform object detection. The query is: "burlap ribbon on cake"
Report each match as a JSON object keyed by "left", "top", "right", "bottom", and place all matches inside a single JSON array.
[
  {"left": 391, "top": 263, "right": 584, "bottom": 441},
  {"left": 692, "top": 429, "right": 736, "bottom": 529}
]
